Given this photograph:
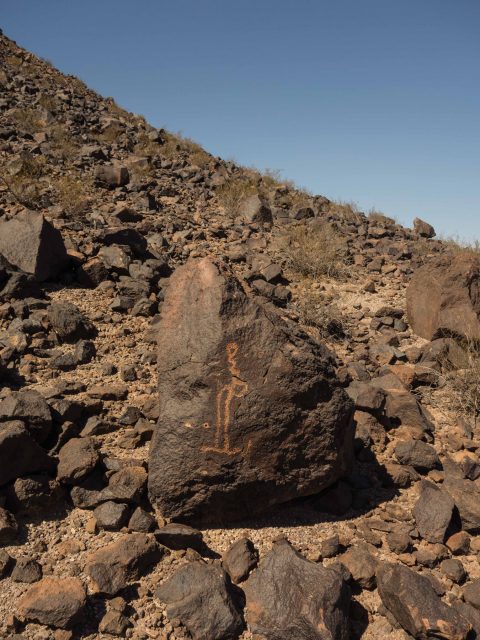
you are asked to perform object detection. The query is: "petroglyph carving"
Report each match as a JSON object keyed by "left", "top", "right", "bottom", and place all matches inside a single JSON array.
[{"left": 185, "top": 342, "right": 250, "bottom": 455}]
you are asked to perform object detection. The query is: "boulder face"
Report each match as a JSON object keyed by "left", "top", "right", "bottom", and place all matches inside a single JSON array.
[
  {"left": 407, "top": 253, "right": 480, "bottom": 341},
  {"left": 0, "top": 210, "right": 68, "bottom": 282},
  {"left": 148, "top": 257, "right": 354, "bottom": 524}
]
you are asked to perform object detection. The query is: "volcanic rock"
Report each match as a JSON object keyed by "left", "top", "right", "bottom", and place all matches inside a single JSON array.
[
  {"left": 243, "top": 540, "right": 351, "bottom": 640},
  {"left": 377, "top": 563, "right": 471, "bottom": 639},
  {"left": 0, "top": 210, "right": 68, "bottom": 282},
  {"left": 407, "top": 253, "right": 480, "bottom": 341},
  {"left": 17, "top": 576, "right": 86, "bottom": 629},
  {"left": 156, "top": 561, "right": 244, "bottom": 640},
  {"left": 148, "top": 257, "right": 354, "bottom": 524}
]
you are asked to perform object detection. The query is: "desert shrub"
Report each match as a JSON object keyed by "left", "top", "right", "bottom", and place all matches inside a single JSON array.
[
  {"left": 37, "top": 94, "right": 57, "bottom": 112},
  {"left": 438, "top": 339, "right": 480, "bottom": 427},
  {"left": 49, "top": 125, "right": 78, "bottom": 164},
  {"left": 325, "top": 200, "right": 363, "bottom": 224},
  {"left": 282, "top": 222, "right": 349, "bottom": 279},
  {"left": 297, "top": 292, "right": 346, "bottom": 340},
  {"left": 97, "top": 121, "right": 126, "bottom": 144},
  {"left": 216, "top": 176, "right": 258, "bottom": 219},
  {"left": 5, "top": 55, "right": 23, "bottom": 68},
  {"left": 0, "top": 152, "right": 48, "bottom": 209},
  {"left": 53, "top": 174, "right": 91, "bottom": 215},
  {"left": 10, "top": 107, "right": 43, "bottom": 134},
  {"left": 368, "top": 209, "right": 396, "bottom": 225}
]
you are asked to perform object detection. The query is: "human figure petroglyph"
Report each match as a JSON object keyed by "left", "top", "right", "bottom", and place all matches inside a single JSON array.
[{"left": 184, "top": 342, "right": 250, "bottom": 455}]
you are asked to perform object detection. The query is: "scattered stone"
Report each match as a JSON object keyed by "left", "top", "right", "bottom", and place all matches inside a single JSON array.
[
  {"left": 94, "top": 501, "right": 129, "bottom": 531},
  {"left": 0, "top": 507, "right": 18, "bottom": 544},
  {"left": 339, "top": 543, "right": 378, "bottom": 589},
  {"left": 395, "top": 439, "right": 439, "bottom": 471},
  {"left": 98, "top": 610, "right": 131, "bottom": 636},
  {"left": 413, "top": 481, "right": 455, "bottom": 543},
  {"left": 157, "top": 561, "right": 244, "bottom": 640},
  {"left": 377, "top": 563, "right": 471, "bottom": 639},
  {"left": 155, "top": 523, "right": 203, "bottom": 551},
  {"left": 57, "top": 437, "right": 99, "bottom": 484},
  {"left": 222, "top": 537, "right": 258, "bottom": 583},
  {"left": 48, "top": 302, "right": 96, "bottom": 343},
  {"left": 17, "top": 577, "right": 86, "bottom": 629},
  {"left": 85, "top": 533, "right": 161, "bottom": 595},
  {"left": 11, "top": 558, "right": 42, "bottom": 584},
  {"left": 243, "top": 540, "right": 350, "bottom": 640},
  {"left": 0, "top": 210, "right": 68, "bottom": 281}
]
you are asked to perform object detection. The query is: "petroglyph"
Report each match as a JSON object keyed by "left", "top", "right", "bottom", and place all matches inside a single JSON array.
[{"left": 184, "top": 342, "right": 250, "bottom": 455}]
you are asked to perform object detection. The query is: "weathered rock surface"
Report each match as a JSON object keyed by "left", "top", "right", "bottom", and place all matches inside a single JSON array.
[
  {"left": 149, "top": 257, "right": 354, "bottom": 524},
  {"left": 85, "top": 533, "right": 161, "bottom": 595},
  {"left": 0, "top": 210, "right": 68, "bottom": 281},
  {"left": 17, "top": 576, "right": 86, "bottom": 629},
  {"left": 243, "top": 540, "right": 350, "bottom": 640},
  {"left": 413, "top": 481, "right": 455, "bottom": 543},
  {"left": 377, "top": 563, "right": 471, "bottom": 639},
  {"left": 156, "top": 562, "right": 244, "bottom": 640},
  {"left": 223, "top": 537, "right": 258, "bottom": 583},
  {"left": 0, "top": 422, "right": 54, "bottom": 486},
  {"left": 444, "top": 476, "right": 480, "bottom": 532},
  {"left": 407, "top": 253, "right": 480, "bottom": 341}
]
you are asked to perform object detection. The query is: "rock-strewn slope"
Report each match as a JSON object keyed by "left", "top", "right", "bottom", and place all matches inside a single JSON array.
[{"left": 1, "top": 30, "right": 480, "bottom": 640}]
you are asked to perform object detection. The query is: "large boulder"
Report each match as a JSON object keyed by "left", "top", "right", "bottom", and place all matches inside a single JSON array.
[
  {"left": 0, "top": 210, "right": 68, "bottom": 281},
  {"left": 148, "top": 257, "right": 354, "bottom": 524},
  {"left": 243, "top": 540, "right": 351, "bottom": 640},
  {"left": 413, "top": 481, "right": 455, "bottom": 543},
  {"left": 407, "top": 253, "right": 480, "bottom": 341}
]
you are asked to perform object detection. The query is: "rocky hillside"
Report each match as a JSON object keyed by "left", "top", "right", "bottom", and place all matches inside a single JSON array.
[{"left": 2, "top": 30, "right": 480, "bottom": 640}]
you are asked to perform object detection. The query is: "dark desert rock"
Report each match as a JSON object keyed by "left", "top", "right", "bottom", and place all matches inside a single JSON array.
[
  {"left": 0, "top": 210, "right": 68, "bottom": 281},
  {"left": 85, "top": 533, "right": 161, "bottom": 595},
  {"left": 413, "top": 481, "right": 455, "bottom": 543},
  {"left": 377, "top": 563, "right": 471, "bottom": 639},
  {"left": 339, "top": 543, "right": 379, "bottom": 590},
  {"left": 148, "top": 257, "right": 354, "bottom": 524},
  {"left": 394, "top": 439, "right": 439, "bottom": 471},
  {"left": 407, "top": 253, "right": 480, "bottom": 341},
  {"left": 444, "top": 476, "right": 480, "bottom": 532},
  {"left": 48, "top": 302, "right": 96, "bottom": 343},
  {"left": 17, "top": 576, "right": 86, "bottom": 629},
  {"left": 93, "top": 501, "right": 129, "bottom": 531},
  {"left": 95, "top": 164, "right": 130, "bottom": 188},
  {"left": 0, "top": 507, "right": 18, "bottom": 544},
  {"left": 156, "top": 561, "right": 244, "bottom": 640},
  {"left": 56, "top": 437, "right": 99, "bottom": 484},
  {"left": 11, "top": 558, "right": 43, "bottom": 584},
  {"left": 154, "top": 523, "right": 203, "bottom": 551},
  {"left": 222, "top": 537, "right": 259, "bottom": 583},
  {"left": 413, "top": 217, "right": 436, "bottom": 238},
  {"left": 243, "top": 540, "right": 350, "bottom": 640},
  {"left": 0, "top": 390, "right": 52, "bottom": 443},
  {"left": 0, "top": 422, "right": 54, "bottom": 486}
]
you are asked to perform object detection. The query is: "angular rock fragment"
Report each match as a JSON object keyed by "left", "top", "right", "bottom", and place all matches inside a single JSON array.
[
  {"left": 243, "top": 540, "right": 351, "bottom": 640},
  {"left": 48, "top": 302, "right": 96, "bottom": 343},
  {"left": 223, "top": 537, "right": 258, "bottom": 583},
  {"left": 57, "top": 437, "right": 99, "bottom": 484},
  {"left": 85, "top": 533, "right": 161, "bottom": 595},
  {"left": 413, "top": 481, "right": 454, "bottom": 543},
  {"left": 17, "top": 576, "right": 86, "bottom": 629},
  {"left": 0, "top": 210, "right": 68, "bottom": 281},
  {"left": 156, "top": 561, "right": 244, "bottom": 640},
  {"left": 0, "top": 422, "right": 54, "bottom": 486},
  {"left": 377, "top": 563, "right": 471, "bottom": 639}
]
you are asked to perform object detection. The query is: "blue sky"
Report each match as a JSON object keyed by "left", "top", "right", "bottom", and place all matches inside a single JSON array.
[{"left": 2, "top": 0, "right": 480, "bottom": 238}]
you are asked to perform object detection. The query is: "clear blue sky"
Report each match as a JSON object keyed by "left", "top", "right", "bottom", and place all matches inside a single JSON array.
[{"left": 2, "top": 0, "right": 480, "bottom": 238}]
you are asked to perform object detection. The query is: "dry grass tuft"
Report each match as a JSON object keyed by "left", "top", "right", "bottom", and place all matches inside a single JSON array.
[
  {"left": 53, "top": 174, "right": 92, "bottom": 216},
  {"left": 296, "top": 290, "right": 346, "bottom": 340},
  {"left": 216, "top": 176, "right": 258, "bottom": 220},
  {"left": 10, "top": 107, "right": 43, "bottom": 134},
  {"left": 0, "top": 152, "right": 48, "bottom": 209},
  {"left": 282, "top": 222, "right": 349, "bottom": 279},
  {"left": 368, "top": 209, "right": 396, "bottom": 225}
]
